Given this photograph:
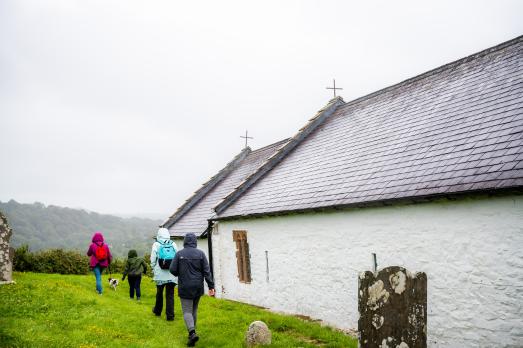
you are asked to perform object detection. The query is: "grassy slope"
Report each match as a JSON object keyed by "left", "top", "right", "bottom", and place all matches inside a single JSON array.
[{"left": 0, "top": 273, "right": 357, "bottom": 348}]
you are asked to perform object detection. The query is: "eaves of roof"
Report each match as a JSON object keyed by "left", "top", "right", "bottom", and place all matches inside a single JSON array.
[{"left": 212, "top": 187, "right": 523, "bottom": 221}]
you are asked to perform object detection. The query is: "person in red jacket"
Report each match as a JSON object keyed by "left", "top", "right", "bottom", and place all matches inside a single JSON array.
[{"left": 87, "top": 231, "right": 112, "bottom": 294}]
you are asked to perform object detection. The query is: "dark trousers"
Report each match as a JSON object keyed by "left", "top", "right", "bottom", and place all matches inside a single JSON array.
[
  {"left": 153, "top": 283, "right": 175, "bottom": 320},
  {"left": 127, "top": 275, "right": 142, "bottom": 299}
]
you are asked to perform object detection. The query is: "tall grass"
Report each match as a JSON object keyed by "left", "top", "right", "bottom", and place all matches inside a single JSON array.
[{"left": 0, "top": 272, "right": 357, "bottom": 347}]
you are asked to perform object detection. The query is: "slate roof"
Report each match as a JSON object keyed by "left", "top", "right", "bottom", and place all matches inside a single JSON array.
[
  {"left": 216, "top": 36, "right": 523, "bottom": 219},
  {"left": 163, "top": 139, "right": 288, "bottom": 237}
]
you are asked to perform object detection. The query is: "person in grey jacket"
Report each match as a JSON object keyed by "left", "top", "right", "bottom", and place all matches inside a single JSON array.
[
  {"left": 169, "top": 233, "right": 215, "bottom": 347},
  {"left": 150, "top": 228, "right": 178, "bottom": 321}
]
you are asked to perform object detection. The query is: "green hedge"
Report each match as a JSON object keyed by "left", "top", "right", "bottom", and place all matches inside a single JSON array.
[
  {"left": 13, "top": 245, "right": 152, "bottom": 275},
  {"left": 14, "top": 245, "right": 90, "bottom": 274}
]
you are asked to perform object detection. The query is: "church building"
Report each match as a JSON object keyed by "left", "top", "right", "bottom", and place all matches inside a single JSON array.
[{"left": 165, "top": 36, "right": 522, "bottom": 347}]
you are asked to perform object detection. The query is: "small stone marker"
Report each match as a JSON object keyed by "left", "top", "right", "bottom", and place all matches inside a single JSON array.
[
  {"left": 0, "top": 212, "right": 14, "bottom": 284},
  {"left": 358, "top": 266, "right": 427, "bottom": 348},
  {"left": 245, "top": 320, "right": 271, "bottom": 346}
]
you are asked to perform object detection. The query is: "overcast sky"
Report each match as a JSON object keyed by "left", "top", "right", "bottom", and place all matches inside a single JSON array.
[{"left": 1, "top": 1, "right": 522, "bottom": 218}]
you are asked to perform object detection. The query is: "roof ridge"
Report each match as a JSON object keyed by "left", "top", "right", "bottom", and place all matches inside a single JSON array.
[
  {"left": 161, "top": 146, "right": 251, "bottom": 228},
  {"left": 339, "top": 35, "right": 522, "bottom": 111},
  {"left": 213, "top": 96, "right": 345, "bottom": 215},
  {"left": 250, "top": 138, "right": 290, "bottom": 154}
]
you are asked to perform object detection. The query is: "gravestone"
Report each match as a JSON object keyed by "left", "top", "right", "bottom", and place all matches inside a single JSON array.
[
  {"left": 245, "top": 320, "right": 271, "bottom": 346},
  {"left": 358, "top": 266, "right": 427, "bottom": 348},
  {"left": 0, "top": 212, "right": 14, "bottom": 283}
]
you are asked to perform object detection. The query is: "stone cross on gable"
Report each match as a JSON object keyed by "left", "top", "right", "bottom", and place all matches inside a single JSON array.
[
  {"left": 326, "top": 79, "right": 343, "bottom": 98},
  {"left": 240, "top": 130, "right": 253, "bottom": 148}
]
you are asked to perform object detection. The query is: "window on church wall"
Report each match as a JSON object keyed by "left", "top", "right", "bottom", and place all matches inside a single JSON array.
[{"left": 233, "top": 230, "right": 251, "bottom": 283}]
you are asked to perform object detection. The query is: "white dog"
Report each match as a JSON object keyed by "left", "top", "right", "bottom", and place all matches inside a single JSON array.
[{"left": 108, "top": 278, "right": 119, "bottom": 291}]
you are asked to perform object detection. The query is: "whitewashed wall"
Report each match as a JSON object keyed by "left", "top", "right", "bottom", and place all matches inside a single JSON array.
[
  {"left": 212, "top": 195, "right": 523, "bottom": 347},
  {"left": 173, "top": 237, "right": 210, "bottom": 292},
  {"left": 173, "top": 237, "right": 209, "bottom": 258}
]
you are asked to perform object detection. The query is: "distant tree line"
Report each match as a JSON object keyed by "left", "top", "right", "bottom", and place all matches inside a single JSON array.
[{"left": 0, "top": 200, "right": 162, "bottom": 257}]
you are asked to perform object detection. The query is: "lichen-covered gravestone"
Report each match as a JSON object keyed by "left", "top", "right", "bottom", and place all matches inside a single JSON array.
[
  {"left": 245, "top": 320, "right": 271, "bottom": 346},
  {"left": 0, "top": 211, "right": 14, "bottom": 283},
  {"left": 358, "top": 266, "right": 427, "bottom": 348}
]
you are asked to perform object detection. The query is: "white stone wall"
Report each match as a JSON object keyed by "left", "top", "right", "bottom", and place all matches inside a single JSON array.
[
  {"left": 173, "top": 237, "right": 209, "bottom": 258},
  {"left": 173, "top": 237, "right": 210, "bottom": 292},
  {"left": 212, "top": 195, "right": 523, "bottom": 347}
]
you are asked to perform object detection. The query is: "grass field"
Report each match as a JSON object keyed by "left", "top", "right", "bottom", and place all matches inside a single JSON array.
[{"left": 0, "top": 272, "right": 357, "bottom": 347}]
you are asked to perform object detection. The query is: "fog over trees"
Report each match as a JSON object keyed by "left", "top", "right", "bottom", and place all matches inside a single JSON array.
[{"left": 0, "top": 200, "right": 161, "bottom": 257}]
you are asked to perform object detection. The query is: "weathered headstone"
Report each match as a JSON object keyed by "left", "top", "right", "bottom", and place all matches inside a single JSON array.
[
  {"left": 358, "top": 266, "right": 427, "bottom": 348},
  {"left": 0, "top": 211, "right": 14, "bottom": 283},
  {"left": 245, "top": 320, "right": 271, "bottom": 346}
]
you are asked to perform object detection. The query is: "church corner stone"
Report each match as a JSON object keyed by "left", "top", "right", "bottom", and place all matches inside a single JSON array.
[{"left": 0, "top": 211, "right": 14, "bottom": 283}]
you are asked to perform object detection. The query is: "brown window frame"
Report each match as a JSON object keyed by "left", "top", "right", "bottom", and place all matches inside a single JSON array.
[{"left": 233, "top": 230, "right": 251, "bottom": 283}]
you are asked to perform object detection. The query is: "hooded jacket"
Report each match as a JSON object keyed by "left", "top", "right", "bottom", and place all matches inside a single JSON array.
[
  {"left": 169, "top": 233, "right": 214, "bottom": 299},
  {"left": 122, "top": 249, "right": 147, "bottom": 279},
  {"left": 87, "top": 232, "right": 112, "bottom": 268},
  {"left": 150, "top": 228, "right": 177, "bottom": 284}
]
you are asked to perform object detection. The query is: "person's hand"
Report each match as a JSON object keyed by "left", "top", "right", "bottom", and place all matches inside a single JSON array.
[{"left": 208, "top": 288, "right": 215, "bottom": 297}]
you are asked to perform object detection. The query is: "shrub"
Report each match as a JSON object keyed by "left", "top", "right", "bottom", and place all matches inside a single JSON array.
[
  {"left": 12, "top": 246, "right": 128, "bottom": 275},
  {"left": 108, "top": 258, "right": 125, "bottom": 274},
  {"left": 32, "top": 249, "right": 91, "bottom": 274},
  {"left": 13, "top": 246, "right": 90, "bottom": 274},
  {"left": 13, "top": 244, "right": 33, "bottom": 272},
  {"left": 144, "top": 253, "right": 153, "bottom": 277},
  {"left": 108, "top": 253, "right": 153, "bottom": 277},
  {"left": 13, "top": 246, "right": 155, "bottom": 276}
]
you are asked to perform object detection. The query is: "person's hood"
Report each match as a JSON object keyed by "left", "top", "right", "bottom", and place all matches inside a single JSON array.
[
  {"left": 92, "top": 232, "right": 104, "bottom": 244},
  {"left": 128, "top": 249, "right": 138, "bottom": 258},
  {"left": 156, "top": 228, "right": 171, "bottom": 243},
  {"left": 183, "top": 233, "right": 197, "bottom": 248}
]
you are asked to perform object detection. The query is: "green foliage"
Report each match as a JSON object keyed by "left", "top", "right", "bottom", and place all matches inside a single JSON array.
[
  {"left": 13, "top": 246, "right": 90, "bottom": 274},
  {"left": 33, "top": 249, "right": 91, "bottom": 275},
  {"left": 110, "top": 253, "right": 152, "bottom": 276},
  {"left": 0, "top": 272, "right": 357, "bottom": 347},
  {"left": 13, "top": 244, "right": 33, "bottom": 272},
  {"left": 109, "top": 258, "right": 124, "bottom": 274},
  {"left": 12, "top": 245, "right": 135, "bottom": 275},
  {"left": 0, "top": 200, "right": 161, "bottom": 257}
]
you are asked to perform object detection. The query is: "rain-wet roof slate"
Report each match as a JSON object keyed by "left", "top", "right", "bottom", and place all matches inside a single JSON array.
[
  {"left": 163, "top": 139, "right": 288, "bottom": 236},
  {"left": 217, "top": 36, "right": 523, "bottom": 218}
]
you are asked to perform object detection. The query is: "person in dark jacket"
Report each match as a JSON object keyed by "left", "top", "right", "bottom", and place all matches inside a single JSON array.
[
  {"left": 122, "top": 249, "right": 147, "bottom": 300},
  {"left": 169, "top": 233, "right": 215, "bottom": 347}
]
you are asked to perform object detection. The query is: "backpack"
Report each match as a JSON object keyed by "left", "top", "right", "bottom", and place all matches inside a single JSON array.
[
  {"left": 158, "top": 241, "right": 175, "bottom": 270},
  {"left": 95, "top": 244, "right": 108, "bottom": 261}
]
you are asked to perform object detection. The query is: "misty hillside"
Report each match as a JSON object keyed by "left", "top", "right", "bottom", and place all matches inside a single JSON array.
[{"left": 0, "top": 200, "right": 163, "bottom": 257}]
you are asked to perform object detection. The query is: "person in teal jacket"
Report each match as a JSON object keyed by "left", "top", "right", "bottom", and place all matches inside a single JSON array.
[
  {"left": 122, "top": 249, "right": 147, "bottom": 300},
  {"left": 150, "top": 228, "right": 178, "bottom": 321}
]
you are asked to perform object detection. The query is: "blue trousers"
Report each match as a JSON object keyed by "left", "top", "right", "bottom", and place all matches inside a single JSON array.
[{"left": 93, "top": 265, "right": 103, "bottom": 294}]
